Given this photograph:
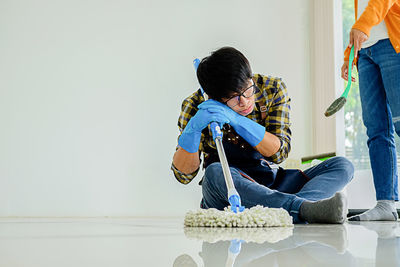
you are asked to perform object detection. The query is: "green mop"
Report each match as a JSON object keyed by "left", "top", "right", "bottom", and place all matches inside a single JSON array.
[{"left": 325, "top": 46, "right": 355, "bottom": 117}]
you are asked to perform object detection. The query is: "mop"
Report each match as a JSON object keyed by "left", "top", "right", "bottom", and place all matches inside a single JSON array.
[
  {"left": 184, "top": 205, "right": 293, "bottom": 228},
  {"left": 324, "top": 46, "right": 355, "bottom": 117},
  {"left": 184, "top": 59, "right": 293, "bottom": 228}
]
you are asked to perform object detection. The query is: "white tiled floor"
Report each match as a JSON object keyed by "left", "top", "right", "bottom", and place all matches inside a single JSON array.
[{"left": 0, "top": 217, "right": 399, "bottom": 267}]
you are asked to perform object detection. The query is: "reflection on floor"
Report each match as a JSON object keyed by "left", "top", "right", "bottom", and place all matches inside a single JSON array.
[{"left": 0, "top": 218, "right": 398, "bottom": 266}]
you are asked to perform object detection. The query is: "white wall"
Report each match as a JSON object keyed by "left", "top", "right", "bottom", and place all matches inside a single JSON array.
[{"left": 0, "top": 0, "right": 312, "bottom": 216}]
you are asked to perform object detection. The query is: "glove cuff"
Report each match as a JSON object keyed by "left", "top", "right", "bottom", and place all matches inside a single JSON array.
[
  {"left": 178, "top": 131, "right": 202, "bottom": 153},
  {"left": 234, "top": 117, "right": 265, "bottom": 147}
]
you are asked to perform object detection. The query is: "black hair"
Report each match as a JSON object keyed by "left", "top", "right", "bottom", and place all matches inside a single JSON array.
[{"left": 196, "top": 47, "right": 252, "bottom": 101}]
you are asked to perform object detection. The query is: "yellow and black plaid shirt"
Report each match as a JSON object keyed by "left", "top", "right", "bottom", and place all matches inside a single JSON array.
[{"left": 172, "top": 74, "right": 291, "bottom": 184}]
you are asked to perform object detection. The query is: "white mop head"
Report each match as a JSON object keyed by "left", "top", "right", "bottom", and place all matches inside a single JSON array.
[
  {"left": 184, "top": 205, "right": 293, "bottom": 228},
  {"left": 184, "top": 226, "right": 293, "bottom": 243}
]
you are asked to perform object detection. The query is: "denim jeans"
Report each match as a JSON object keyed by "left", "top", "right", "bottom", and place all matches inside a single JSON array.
[
  {"left": 201, "top": 156, "right": 354, "bottom": 223},
  {"left": 358, "top": 38, "right": 400, "bottom": 201}
]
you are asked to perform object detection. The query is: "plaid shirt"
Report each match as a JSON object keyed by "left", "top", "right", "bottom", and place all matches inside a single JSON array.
[{"left": 172, "top": 74, "right": 291, "bottom": 184}]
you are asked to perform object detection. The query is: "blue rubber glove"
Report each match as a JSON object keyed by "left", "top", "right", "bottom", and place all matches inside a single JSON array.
[
  {"left": 198, "top": 99, "right": 265, "bottom": 147},
  {"left": 178, "top": 107, "right": 230, "bottom": 153}
]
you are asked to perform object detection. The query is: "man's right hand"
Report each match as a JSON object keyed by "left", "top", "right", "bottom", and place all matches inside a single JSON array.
[{"left": 178, "top": 108, "right": 229, "bottom": 153}]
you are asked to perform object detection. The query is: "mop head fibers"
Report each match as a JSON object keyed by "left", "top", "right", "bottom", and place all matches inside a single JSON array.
[{"left": 184, "top": 205, "right": 293, "bottom": 228}]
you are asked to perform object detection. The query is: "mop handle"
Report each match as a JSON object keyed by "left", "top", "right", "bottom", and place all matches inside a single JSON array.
[
  {"left": 214, "top": 130, "right": 236, "bottom": 193},
  {"left": 192, "top": 59, "right": 222, "bottom": 139},
  {"left": 192, "top": 59, "right": 238, "bottom": 197},
  {"left": 342, "top": 46, "right": 355, "bottom": 98}
]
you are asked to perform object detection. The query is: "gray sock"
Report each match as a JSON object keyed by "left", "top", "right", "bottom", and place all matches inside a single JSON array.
[
  {"left": 300, "top": 192, "right": 347, "bottom": 224},
  {"left": 348, "top": 200, "right": 398, "bottom": 221}
]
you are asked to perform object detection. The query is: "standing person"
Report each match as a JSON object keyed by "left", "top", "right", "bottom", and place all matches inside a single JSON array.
[
  {"left": 342, "top": 0, "right": 400, "bottom": 221},
  {"left": 172, "top": 46, "right": 354, "bottom": 224}
]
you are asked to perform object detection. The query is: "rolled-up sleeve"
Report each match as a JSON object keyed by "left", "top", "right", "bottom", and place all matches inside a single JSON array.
[
  {"left": 171, "top": 162, "right": 200, "bottom": 185},
  {"left": 264, "top": 80, "right": 291, "bottom": 163}
]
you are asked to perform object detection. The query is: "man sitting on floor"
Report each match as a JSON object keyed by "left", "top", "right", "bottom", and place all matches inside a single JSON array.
[{"left": 171, "top": 47, "right": 354, "bottom": 224}]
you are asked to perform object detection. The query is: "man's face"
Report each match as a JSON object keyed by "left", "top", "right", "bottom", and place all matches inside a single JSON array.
[{"left": 221, "top": 78, "right": 256, "bottom": 116}]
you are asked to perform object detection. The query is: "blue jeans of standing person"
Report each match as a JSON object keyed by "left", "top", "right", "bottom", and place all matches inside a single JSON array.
[
  {"left": 358, "top": 38, "right": 400, "bottom": 201},
  {"left": 201, "top": 156, "right": 354, "bottom": 223}
]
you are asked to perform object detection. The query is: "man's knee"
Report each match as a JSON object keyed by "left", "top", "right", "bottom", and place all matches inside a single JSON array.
[
  {"left": 203, "top": 162, "right": 225, "bottom": 188},
  {"left": 330, "top": 156, "right": 354, "bottom": 183}
]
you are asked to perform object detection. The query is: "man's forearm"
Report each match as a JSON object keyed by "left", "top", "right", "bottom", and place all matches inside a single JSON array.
[
  {"left": 172, "top": 147, "right": 201, "bottom": 174},
  {"left": 255, "top": 132, "right": 281, "bottom": 157}
]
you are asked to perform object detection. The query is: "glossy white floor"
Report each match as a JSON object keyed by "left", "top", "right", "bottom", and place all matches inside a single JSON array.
[{"left": 0, "top": 217, "right": 399, "bottom": 267}]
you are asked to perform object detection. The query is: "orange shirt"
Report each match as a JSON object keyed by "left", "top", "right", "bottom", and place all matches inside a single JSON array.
[{"left": 344, "top": 0, "right": 400, "bottom": 61}]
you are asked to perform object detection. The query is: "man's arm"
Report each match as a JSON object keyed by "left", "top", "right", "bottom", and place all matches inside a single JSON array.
[
  {"left": 254, "top": 132, "right": 281, "bottom": 157},
  {"left": 171, "top": 96, "right": 203, "bottom": 185},
  {"left": 261, "top": 78, "right": 292, "bottom": 163},
  {"left": 171, "top": 94, "right": 229, "bottom": 184},
  {"left": 172, "top": 148, "right": 200, "bottom": 175}
]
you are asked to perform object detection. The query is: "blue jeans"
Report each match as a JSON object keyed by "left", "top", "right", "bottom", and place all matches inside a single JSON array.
[
  {"left": 358, "top": 38, "right": 400, "bottom": 201},
  {"left": 201, "top": 156, "right": 354, "bottom": 223}
]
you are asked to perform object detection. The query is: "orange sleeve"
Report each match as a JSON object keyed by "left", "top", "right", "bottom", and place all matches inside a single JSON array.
[
  {"left": 344, "top": 46, "right": 351, "bottom": 61},
  {"left": 352, "top": 0, "right": 399, "bottom": 36},
  {"left": 343, "top": 46, "right": 359, "bottom": 65}
]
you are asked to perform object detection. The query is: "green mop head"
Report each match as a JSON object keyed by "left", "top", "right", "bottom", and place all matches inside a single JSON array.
[
  {"left": 324, "top": 96, "right": 347, "bottom": 117},
  {"left": 184, "top": 205, "right": 293, "bottom": 228}
]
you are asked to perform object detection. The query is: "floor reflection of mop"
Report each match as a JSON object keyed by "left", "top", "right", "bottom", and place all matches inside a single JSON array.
[
  {"left": 184, "top": 227, "right": 294, "bottom": 267},
  {"left": 184, "top": 227, "right": 293, "bottom": 244},
  {"left": 226, "top": 239, "right": 242, "bottom": 267},
  {"left": 176, "top": 225, "right": 353, "bottom": 267}
]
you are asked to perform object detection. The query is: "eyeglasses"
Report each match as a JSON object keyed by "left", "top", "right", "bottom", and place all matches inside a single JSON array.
[{"left": 223, "top": 83, "right": 258, "bottom": 108}]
